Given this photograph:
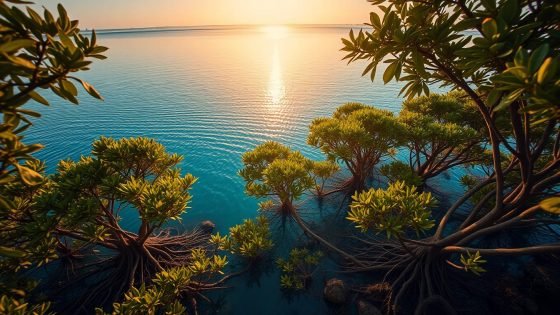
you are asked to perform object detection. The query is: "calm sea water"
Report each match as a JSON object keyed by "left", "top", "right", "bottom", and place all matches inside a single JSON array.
[{"left": 26, "top": 26, "right": 415, "bottom": 314}]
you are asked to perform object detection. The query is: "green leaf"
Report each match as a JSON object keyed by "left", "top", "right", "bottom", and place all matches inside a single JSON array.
[
  {"left": 91, "top": 29, "right": 97, "bottom": 46},
  {"left": 16, "top": 108, "right": 41, "bottom": 117},
  {"left": 540, "top": 197, "right": 560, "bottom": 214},
  {"left": 29, "top": 91, "right": 49, "bottom": 106},
  {"left": 91, "top": 46, "right": 109, "bottom": 54},
  {"left": 481, "top": 18, "right": 497, "bottom": 38},
  {"left": 528, "top": 44, "right": 549, "bottom": 73},
  {"left": 383, "top": 61, "right": 398, "bottom": 84},
  {"left": 0, "top": 246, "right": 26, "bottom": 258},
  {"left": 536, "top": 57, "right": 554, "bottom": 84},
  {"left": 57, "top": 4, "right": 68, "bottom": 21},
  {"left": 58, "top": 34, "right": 75, "bottom": 51},
  {"left": 412, "top": 50, "right": 426, "bottom": 76},
  {"left": 26, "top": 7, "right": 44, "bottom": 26},
  {"left": 89, "top": 54, "right": 107, "bottom": 60},
  {"left": 480, "top": 0, "right": 496, "bottom": 11},
  {"left": 370, "top": 12, "right": 381, "bottom": 29},
  {"left": 16, "top": 164, "right": 43, "bottom": 185},
  {"left": 361, "top": 62, "right": 375, "bottom": 78},
  {"left": 514, "top": 48, "right": 527, "bottom": 67},
  {"left": 500, "top": 0, "right": 520, "bottom": 24},
  {"left": 3, "top": 54, "right": 35, "bottom": 69},
  {"left": 0, "top": 39, "right": 34, "bottom": 53},
  {"left": 370, "top": 64, "right": 377, "bottom": 82},
  {"left": 80, "top": 79, "right": 103, "bottom": 100},
  {"left": 61, "top": 80, "right": 78, "bottom": 96},
  {"left": 494, "top": 88, "right": 524, "bottom": 111}
]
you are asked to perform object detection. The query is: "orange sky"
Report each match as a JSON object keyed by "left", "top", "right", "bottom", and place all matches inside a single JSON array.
[{"left": 41, "top": 0, "right": 376, "bottom": 29}]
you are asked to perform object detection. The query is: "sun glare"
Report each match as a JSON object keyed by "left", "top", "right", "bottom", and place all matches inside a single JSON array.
[
  {"left": 267, "top": 45, "right": 286, "bottom": 108},
  {"left": 260, "top": 25, "right": 290, "bottom": 39}
]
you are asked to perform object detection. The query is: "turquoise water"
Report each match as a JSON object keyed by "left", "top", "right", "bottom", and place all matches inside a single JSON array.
[{"left": 26, "top": 26, "right": 409, "bottom": 314}]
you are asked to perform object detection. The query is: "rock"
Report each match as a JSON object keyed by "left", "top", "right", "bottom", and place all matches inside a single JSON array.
[
  {"left": 357, "top": 300, "right": 382, "bottom": 315},
  {"left": 364, "top": 282, "right": 391, "bottom": 302},
  {"left": 323, "top": 278, "right": 347, "bottom": 304},
  {"left": 200, "top": 220, "right": 216, "bottom": 233}
]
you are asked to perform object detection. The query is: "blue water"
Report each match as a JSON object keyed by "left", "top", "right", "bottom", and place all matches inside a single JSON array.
[{"left": 26, "top": 26, "right": 412, "bottom": 314}]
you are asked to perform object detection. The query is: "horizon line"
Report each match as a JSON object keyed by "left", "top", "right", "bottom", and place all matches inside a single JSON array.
[{"left": 81, "top": 23, "right": 365, "bottom": 33}]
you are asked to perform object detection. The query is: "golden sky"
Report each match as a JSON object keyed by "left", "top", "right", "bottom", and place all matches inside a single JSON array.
[{"left": 41, "top": 0, "right": 375, "bottom": 29}]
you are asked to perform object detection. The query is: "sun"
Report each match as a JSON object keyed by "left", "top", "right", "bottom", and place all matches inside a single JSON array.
[{"left": 260, "top": 25, "right": 290, "bottom": 39}]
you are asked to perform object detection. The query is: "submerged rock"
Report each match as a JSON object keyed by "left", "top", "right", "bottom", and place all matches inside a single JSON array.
[
  {"left": 364, "top": 282, "right": 391, "bottom": 302},
  {"left": 357, "top": 300, "right": 382, "bottom": 315},
  {"left": 323, "top": 278, "right": 347, "bottom": 304},
  {"left": 200, "top": 220, "right": 216, "bottom": 233}
]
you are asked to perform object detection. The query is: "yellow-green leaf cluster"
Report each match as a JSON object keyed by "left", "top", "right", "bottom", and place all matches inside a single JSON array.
[
  {"left": 348, "top": 181, "right": 436, "bottom": 238},
  {"left": 103, "top": 249, "right": 227, "bottom": 315},
  {"left": 0, "top": 295, "right": 51, "bottom": 315},
  {"left": 211, "top": 215, "right": 273, "bottom": 260},
  {"left": 240, "top": 141, "right": 316, "bottom": 206},
  {"left": 308, "top": 103, "right": 405, "bottom": 189},
  {"left": 277, "top": 248, "right": 323, "bottom": 290},
  {"left": 460, "top": 251, "right": 487, "bottom": 276}
]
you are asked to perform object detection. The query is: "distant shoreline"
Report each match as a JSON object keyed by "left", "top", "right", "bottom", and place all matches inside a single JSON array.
[{"left": 80, "top": 24, "right": 364, "bottom": 35}]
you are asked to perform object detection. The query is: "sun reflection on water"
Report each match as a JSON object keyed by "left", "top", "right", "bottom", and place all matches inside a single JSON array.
[{"left": 267, "top": 45, "right": 286, "bottom": 108}]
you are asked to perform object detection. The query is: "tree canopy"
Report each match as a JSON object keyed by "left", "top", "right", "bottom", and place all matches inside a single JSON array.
[
  {"left": 23, "top": 137, "right": 219, "bottom": 309},
  {"left": 240, "top": 141, "right": 316, "bottom": 212},
  {"left": 397, "top": 92, "right": 490, "bottom": 182},
  {"left": 308, "top": 103, "right": 405, "bottom": 190}
]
